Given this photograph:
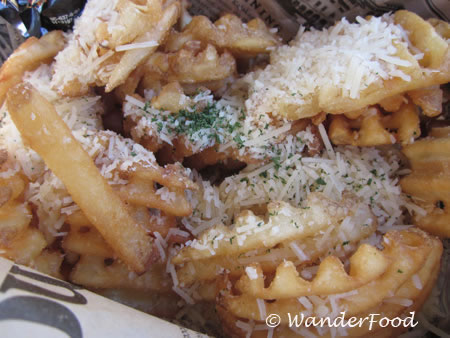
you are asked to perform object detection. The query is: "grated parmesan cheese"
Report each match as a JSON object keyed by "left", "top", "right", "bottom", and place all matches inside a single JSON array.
[{"left": 245, "top": 13, "right": 417, "bottom": 117}]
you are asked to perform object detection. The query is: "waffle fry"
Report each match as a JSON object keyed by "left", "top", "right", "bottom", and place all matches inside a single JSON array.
[
  {"left": 235, "top": 244, "right": 388, "bottom": 299},
  {"left": 329, "top": 103, "right": 420, "bottom": 146},
  {"left": 246, "top": 10, "right": 450, "bottom": 121},
  {"left": 173, "top": 193, "right": 352, "bottom": 264},
  {"left": 408, "top": 85, "right": 443, "bottom": 117},
  {"left": 218, "top": 229, "right": 441, "bottom": 335},
  {"left": 176, "top": 200, "right": 376, "bottom": 286},
  {"left": 51, "top": 0, "right": 181, "bottom": 96},
  {"left": 141, "top": 44, "right": 236, "bottom": 90},
  {"left": 164, "top": 14, "right": 280, "bottom": 57},
  {"left": 400, "top": 135, "right": 450, "bottom": 237}
]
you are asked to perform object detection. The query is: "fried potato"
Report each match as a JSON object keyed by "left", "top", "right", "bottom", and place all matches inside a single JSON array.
[
  {"left": 62, "top": 227, "right": 114, "bottom": 258},
  {"left": 176, "top": 201, "right": 376, "bottom": 286},
  {"left": 235, "top": 244, "right": 388, "bottom": 299},
  {"left": 400, "top": 136, "right": 450, "bottom": 237},
  {"left": 246, "top": 11, "right": 449, "bottom": 121},
  {"left": 106, "top": 1, "right": 180, "bottom": 92},
  {"left": 140, "top": 44, "right": 236, "bottom": 92},
  {"left": 167, "top": 44, "right": 236, "bottom": 84},
  {"left": 0, "top": 30, "right": 65, "bottom": 106},
  {"left": 0, "top": 167, "right": 32, "bottom": 245},
  {"left": 6, "top": 83, "right": 155, "bottom": 273},
  {"left": 329, "top": 103, "right": 420, "bottom": 146},
  {"left": 71, "top": 255, "right": 171, "bottom": 292},
  {"left": 407, "top": 85, "right": 443, "bottom": 117},
  {"left": 164, "top": 14, "right": 280, "bottom": 57},
  {"left": 221, "top": 229, "right": 438, "bottom": 325},
  {"left": 173, "top": 193, "right": 351, "bottom": 263},
  {"left": 150, "top": 82, "right": 192, "bottom": 112},
  {"left": 117, "top": 176, "right": 192, "bottom": 217},
  {"left": 96, "top": 0, "right": 163, "bottom": 49},
  {"left": 32, "top": 250, "right": 64, "bottom": 279},
  {"left": 1, "top": 228, "right": 47, "bottom": 265}
]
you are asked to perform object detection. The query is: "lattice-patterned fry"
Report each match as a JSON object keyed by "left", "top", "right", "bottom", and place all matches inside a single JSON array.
[
  {"left": 172, "top": 193, "right": 352, "bottom": 264},
  {"left": 329, "top": 103, "right": 420, "bottom": 146},
  {"left": 220, "top": 229, "right": 438, "bottom": 325},
  {"left": 51, "top": 0, "right": 180, "bottom": 95},
  {"left": 243, "top": 248, "right": 440, "bottom": 338},
  {"left": 6, "top": 83, "right": 155, "bottom": 273},
  {"left": 407, "top": 85, "right": 443, "bottom": 117},
  {"left": 164, "top": 14, "right": 280, "bottom": 57},
  {"left": 167, "top": 44, "right": 236, "bottom": 84},
  {"left": 0, "top": 30, "right": 65, "bottom": 106},
  {"left": 396, "top": 11, "right": 448, "bottom": 69},
  {"left": 176, "top": 201, "right": 376, "bottom": 285},
  {"left": 70, "top": 255, "right": 172, "bottom": 292},
  {"left": 140, "top": 44, "right": 236, "bottom": 93},
  {"left": 400, "top": 136, "right": 450, "bottom": 237},
  {"left": 378, "top": 94, "right": 406, "bottom": 113},
  {"left": 106, "top": 2, "right": 180, "bottom": 92},
  {"left": 235, "top": 244, "right": 388, "bottom": 299},
  {"left": 95, "top": 0, "right": 163, "bottom": 49},
  {"left": 246, "top": 11, "right": 449, "bottom": 121}
]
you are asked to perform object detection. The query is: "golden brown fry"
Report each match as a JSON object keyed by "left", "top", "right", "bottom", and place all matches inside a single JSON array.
[
  {"left": 1, "top": 228, "right": 47, "bottom": 265},
  {"left": 167, "top": 44, "right": 236, "bottom": 84},
  {"left": 165, "top": 14, "right": 280, "bottom": 57},
  {"left": 0, "top": 169, "right": 31, "bottom": 245},
  {"left": 71, "top": 255, "right": 171, "bottom": 292},
  {"left": 65, "top": 210, "right": 91, "bottom": 228},
  {"left": 117, "top": 176, "right": 192, "bottom": 217},
  {"left": 176, "top": 202, "right": 376, "bottom": 286},
  {"left": 114, "top": 65, "right": 146, "bottom": 102},
  {"left": 395, "top": 10, "right": 448, "bottom": 68},
  {"left": 6, "top": 83, "right": 154, "bottom": 273},
  {"left": 378, "top": 94, "right": 405, "bottom": 112},
  {"left": 329, "top": 103, "right": 420, "bottom": 146},
  {"left": 106, "top": 2, "right": 180, "bottom": 92},
  {"left": 173, "top": 193, "right": 352, "bottom": 264},
  {"left": 407, "top": 85, "right": 443, "bottom": 117},
  {"left": 428, "top": 18, "right": 450, "bottom": 39},
  {"left": 221, "top": 229, "right": 437, "bottom": 324},
  {"left": 62, "top": 227, "right": 114, "bottom": 258},
  {"left": 140, "top": 44, "right": 236, "bottom": 92},
  {"left": 96, "top": 0, "right": 163, "bottom": 49},
  {"left": 248, "top": 11, "right": 449, "bottom": 121},
  {"left": 0, "top": 30, "right": 65, "bottom": 106},
  {"left": 322, "top": 12, "right": 450, "bottom": 116},
  {"left": 235, "top": 244, "right": 388, "bottom": 299},
  {"left": 401, "top": 136, "right": 450, "bottom": 237},
  {"left": 151, "top": 82, "right": 192, "bottom": 112},
  {"left": 32, "top": 250, "right": 64, "bottom": 279}
]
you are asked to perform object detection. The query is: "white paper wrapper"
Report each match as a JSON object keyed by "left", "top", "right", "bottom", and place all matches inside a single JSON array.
[{"left": 0, "top": 257, "right": 207, "bottom": 338}]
